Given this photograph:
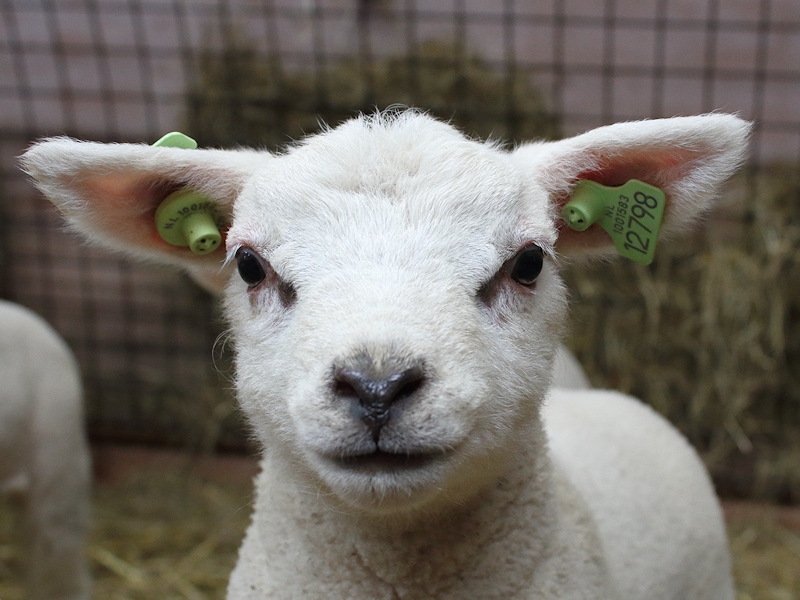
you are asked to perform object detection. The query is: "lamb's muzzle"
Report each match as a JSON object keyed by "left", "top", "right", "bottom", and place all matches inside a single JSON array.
[{"left": 333, "top": 355, "right": 427, "bottom": 440}]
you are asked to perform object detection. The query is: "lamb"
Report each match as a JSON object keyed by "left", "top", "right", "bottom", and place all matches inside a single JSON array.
[
  {"left": 0, "top": 300, "right": 91, "bottom": 600},
  {"left": 22, "top": 110, "right": 749, "bottom": 599}
]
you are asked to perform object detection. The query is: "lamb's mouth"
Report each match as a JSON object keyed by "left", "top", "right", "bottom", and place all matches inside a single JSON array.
[{"left": 330, "top": 450, "right": 445, "bottom": 473}]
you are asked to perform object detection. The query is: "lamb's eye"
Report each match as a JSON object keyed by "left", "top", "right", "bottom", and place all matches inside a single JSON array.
[
  {"left": 509, "top": 246, "right": 544, "bottom": 286},
  {"left": 236, "top": 248, "right": 267, "bottom": 286}
]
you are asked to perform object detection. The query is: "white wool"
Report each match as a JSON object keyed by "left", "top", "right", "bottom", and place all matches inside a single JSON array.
[
  {"left": 551, "top": 345, "right": 591, "bottom": 390},
  {"left": 22, "top": 110, "right": 749, "bottom": 599},
  {"left": 0, "top": 300, "right": 91, "bottom": 600}
]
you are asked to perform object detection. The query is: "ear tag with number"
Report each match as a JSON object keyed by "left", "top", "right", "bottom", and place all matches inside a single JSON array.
[
  {"left": 561, "top": 179, "right": 666, "bottom": 265},
  {"left": 152, "top": 132, "right": 223, "bottom": 255}
]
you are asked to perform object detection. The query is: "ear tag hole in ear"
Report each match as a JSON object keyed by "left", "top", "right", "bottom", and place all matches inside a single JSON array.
[
  {"left": 152, "top": 132, "right": 222, "bottom": 256},
  {"left": 562, "top": 179, "right": 666, "bottom": 265}
]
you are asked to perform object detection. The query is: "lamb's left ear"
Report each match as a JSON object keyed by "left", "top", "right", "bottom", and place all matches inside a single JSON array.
[
  {"left": 21, "top": 138, "right": 270, "bottom": 293},
  {"left": 512, "top": 114, "right": 751, "bottom": 254}
]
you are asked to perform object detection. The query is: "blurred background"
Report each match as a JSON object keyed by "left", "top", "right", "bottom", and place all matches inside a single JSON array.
[{"left": 0, "top": 0, "right": 799, "bottom": 597}]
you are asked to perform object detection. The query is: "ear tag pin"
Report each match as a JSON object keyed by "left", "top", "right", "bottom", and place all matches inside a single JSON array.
[
  {"left": 152, "top": 132, "right": 223, "bottom": 255},
  {"left": 562, "top": 179, "right": 666, "bottom": 265}
]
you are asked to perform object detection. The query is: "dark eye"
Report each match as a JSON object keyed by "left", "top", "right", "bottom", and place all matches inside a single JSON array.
[
  {"left": 236, "top": 247, "right": 267, "bottom": 286},
  {"left": 509, "top": 246, "right": 544, "bottom": 286}
]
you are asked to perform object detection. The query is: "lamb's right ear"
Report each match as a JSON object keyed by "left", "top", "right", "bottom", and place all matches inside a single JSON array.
[{"left": 21, "top": 138, "right": 270, "bottom": 293}]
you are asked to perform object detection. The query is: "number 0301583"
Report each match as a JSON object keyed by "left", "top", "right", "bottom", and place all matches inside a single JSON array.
[{"left": 561, "top": 179, "right": 666, "bottom": 265}]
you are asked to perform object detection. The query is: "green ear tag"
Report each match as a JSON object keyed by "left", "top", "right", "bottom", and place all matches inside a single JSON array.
[
  {"left": 155, "top": 190, "right": 224, "bottom": 255},
  {"left": 152, "top": 131, "right": 198, "bottom": 149},
  {"left": 151, "top": 132, "right": 222, "bottom": 255},
  {"left": 562, "top": 179, "right": 666, "bottom": 265}
]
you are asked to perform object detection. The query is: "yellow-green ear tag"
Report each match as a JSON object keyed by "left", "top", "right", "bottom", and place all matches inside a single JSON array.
[
  {"left": 154, "top": 190, "right": 223, "bottom": 254},
  {"left": 153, "top": 131, "right": 198, "bottom": 149},
  {"left": 561, "top": 179, "right": 666, "bottom": 265},
  {"left": 152, "top": 132, "right": 222, "bottom": 255}
]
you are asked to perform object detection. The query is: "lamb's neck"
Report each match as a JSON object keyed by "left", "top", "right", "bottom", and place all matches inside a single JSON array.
[
  {"left": 258, "top": 428, "right": 559, "bottom": 594},
  {"left": 343, "top": 445, "right": 556, "bottom": 586}
]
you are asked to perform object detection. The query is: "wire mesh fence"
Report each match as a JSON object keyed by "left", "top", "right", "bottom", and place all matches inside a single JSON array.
[{"left": 1, "top": 0, "right": 799, "bottom": 497}]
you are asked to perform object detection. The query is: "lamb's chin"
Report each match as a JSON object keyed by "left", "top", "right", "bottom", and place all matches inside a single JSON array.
[{"left": 311, "top": 451, "right": 455, "bottom": 513}]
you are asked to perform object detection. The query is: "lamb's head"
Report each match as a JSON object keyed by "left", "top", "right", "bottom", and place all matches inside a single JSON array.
[
  {"left": 21, "top": 111, "right": 749, "bottom": 514},
  {"left": 223, "top": 114, "right": 567, "bottom": 512}
]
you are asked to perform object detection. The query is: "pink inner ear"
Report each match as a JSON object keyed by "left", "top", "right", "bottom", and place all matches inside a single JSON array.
[
  {"left": 76, "top": 172, "right": 227, "bottom": 260},
  {"left": 575, "top": 148, "right": 696, "bottom": 190},
  {"left": 554, "top": 147, "right": 701, "bottom": 253}
]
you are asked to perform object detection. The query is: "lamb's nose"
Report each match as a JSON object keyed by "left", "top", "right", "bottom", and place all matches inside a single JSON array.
[{"left": 333, "top": 364, "right": 426, "bottom": 438}]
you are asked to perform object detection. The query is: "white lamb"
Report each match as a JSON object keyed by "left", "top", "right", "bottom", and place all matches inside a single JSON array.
[
  {"left": 22, "top": 110, "right": 749, "bottom": 599},
  {"left": 0, "top": 300, "right": 91, "bottom": 600}
]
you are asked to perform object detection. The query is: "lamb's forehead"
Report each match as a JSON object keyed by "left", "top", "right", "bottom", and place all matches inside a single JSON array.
[
  {"left": 230, "top": 113, "right": 554, "bottom": 252},
  {"left": 285, "top": 112, "right": 507, "bottom": 187}
]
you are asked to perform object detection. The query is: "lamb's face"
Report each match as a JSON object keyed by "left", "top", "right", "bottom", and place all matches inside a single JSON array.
[
  {"left": 224, "top": 116, "right": 567, "bottom": 512},
  {"left": 23, "top": 111, "right": 748, "bottom": 511}
]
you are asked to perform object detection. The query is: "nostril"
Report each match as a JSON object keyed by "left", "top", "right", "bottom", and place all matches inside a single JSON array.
[
  {"left": 333, "top": 368, "right": 368, "bottom": 401},
  {"left": 397, "top": 380, "right": 421, "bottom": 399},
  {"left": 394, "top": 368, "right": 424, "bottom": 400},
  {"left": 334, "top": 379, "right": 359, "bottom": 399}
]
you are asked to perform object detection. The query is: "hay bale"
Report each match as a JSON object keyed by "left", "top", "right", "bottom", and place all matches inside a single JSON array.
[
  {"left": 562, "top": 169, "right": 800, "bottom": 502},
  {"left": 185, "top": 36, "right": 560, "bottom": 150}
]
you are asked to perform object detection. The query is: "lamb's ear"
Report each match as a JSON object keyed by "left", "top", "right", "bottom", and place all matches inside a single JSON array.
[
  {"left": 512, "top": 114, "right": 750, "bottom": 255},
  {"left": 21, "top": 138, "right": 270, "bottom": 293}
]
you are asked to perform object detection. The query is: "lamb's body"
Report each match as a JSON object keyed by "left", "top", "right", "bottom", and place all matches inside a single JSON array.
[
  {"left": 22, "top": 110, "right": 748, "bottom": 599},
  {"left": 545, "top": 390, "right": 733, "bottom": 599},
  {"left": 0, "top": 300, "right": 91, "bottom": 600},
  {"left": 551, "top": 345, "right": 591, "bottom": 391}
]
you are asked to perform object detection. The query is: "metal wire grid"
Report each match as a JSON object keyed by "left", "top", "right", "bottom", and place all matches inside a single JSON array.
[
  {"left": 0, "top": 139, "right": 236, "bottom": 447},
  {"left": 2, "top": 1, "right": 799, "bottom": 153},
  {"left": 0, "top": 0, "right": 798, "bottom": 447}
]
